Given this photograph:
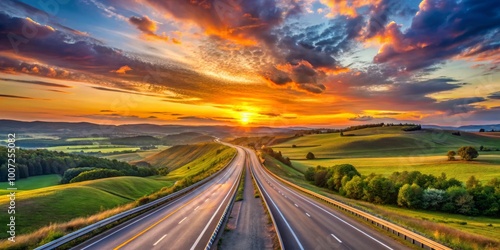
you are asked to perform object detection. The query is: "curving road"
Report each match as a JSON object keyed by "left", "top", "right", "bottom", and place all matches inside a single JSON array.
[
  {"left": 72, "top": 146, "right": 244, "bottom": 250},
  {"left": 244, "top": 147, "right": 410, "bottom": 250}
]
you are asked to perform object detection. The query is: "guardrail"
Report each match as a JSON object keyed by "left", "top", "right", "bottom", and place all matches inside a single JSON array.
[
  {"left": 258, "top": 155, "right": 452, "bottom": 250},
  {"left": 35, "top": 153, "right": 238, "bottom": 250},
  {"left": 205, "top": 153, "right": 245, "bottom": 249},
  {"left": 247, "top": 149, "right": 285, "bottom": 250}
]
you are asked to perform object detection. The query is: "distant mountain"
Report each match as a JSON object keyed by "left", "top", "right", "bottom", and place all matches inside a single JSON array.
[
  {"left": 423, "top": 124, "right": 500, "bottom": 132},
  {"left": 0, "top": 120, "right": 294, "bottom": 138}
]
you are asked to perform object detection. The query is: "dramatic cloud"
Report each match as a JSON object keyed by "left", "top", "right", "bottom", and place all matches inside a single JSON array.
[
  {"left": 110, "top": 65, "right": 132, "bottom": 74},
  {"left": 128, "top": 16, "right": 169, "bottom": 42},
  {"left": 0, "top": 78, "right": 70, "bottom": 88},
  {"left": 374, "top": 0, "right": 500, "bottom": 71},
  {"left": 488, "top": 92, "right": 500, "bottom": 100},
  {"left": 0, "top": 94, "right": 34, "bottom": 99}
]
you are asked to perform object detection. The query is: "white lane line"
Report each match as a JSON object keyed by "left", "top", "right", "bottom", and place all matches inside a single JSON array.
[
  {"left": 255, "top": 173, "right": 305, "bottom": 250},
  {"left": 153, "top": 234, "right": 167, "bottom": 246},
  {"left": 178, "top": 217, "right": 187, "bottom": 224},
  {"left": 306, "top": 213, "right": 310, "bottom": 217},
  {"left": 267, "top": 173, "right": 394, "bottom": 250},
  {"left": 189, "top": 167, "right": 241, "bottom": 250},
  {"left": 194, "top": 206, "right": 200, "bottom": 211},
  {"left": 205, "top": 198, "right": 209, "bottom": 202},
  {"left": 294, "top": 203, "right": 299, "bottom": 207},
  {"left": 331, "top": 233, "right": 342, "bottom": 243}
]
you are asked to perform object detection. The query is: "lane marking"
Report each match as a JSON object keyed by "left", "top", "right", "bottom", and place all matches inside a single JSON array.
[
  {"left": 253, "top": 169, "right": 305, "bottom": 250},
  {"left": 265, "top": 170, "right": 394, "bottom": 250},
  {"left": 205, "top": 198, "right": 209, "bottom": 202},
  {"left": 294, "top": 204, "right": 299, "bottom": 207},
  {"left": 194, "top": 206, "right": 200, "bottom": 211},
  {"left": 178, "top": 217, "right": 187, "bottom": 224},
  {"left": 305, "top": 213, "right": 310, "bottom": 217},
  {"left": 111, "top": 159, "right": 241, "bottom": 250},
  {"left": 153, "top": 234, "right": 167, "bottom": 246},
  {"left": 331, "top": 233, "right": 342, "bottom": 243},
  {"left": 189, "top": 166, "right": 242, "bottom": 250}
]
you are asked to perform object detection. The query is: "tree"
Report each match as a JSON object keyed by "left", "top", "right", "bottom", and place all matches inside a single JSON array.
[
  {"left": 447, "top": 150, "right": 456, "bottom": 161},
  {"left": 422, "top": 188, "right": 446, "bottom": 210},
  {"left": 479, "top": 128, "right": 485, "bottom": 132},
  {"left": 344, "top": 176, "right": 365, "bottom": 200},
  {"left": 304, "top": 167, "right": 315, "bottom": 181},
  {"left": 457, "top": 146, "right": 479, "bottom": 161},
  {"left": 397, "top": 183, "right": 423, "bottom": 208},
  {"left": 306, "top": 152, "right": 315, "bottom": 160},
  {"left": 327, "top": 164, "right": 360, "bottom": 191},
  {"left": 466, "top": 175, "right": 481, "bottom": 189}
]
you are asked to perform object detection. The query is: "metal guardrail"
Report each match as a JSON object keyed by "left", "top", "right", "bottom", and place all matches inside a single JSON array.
[
  {"left": 259, "top": 156, "right": 452, "bottom": 250},
  {"left": 247, "top": 149, "right": 285, "bottom": 250},
  {"left": 35, "top": 153, "right": 238, "bottom": 250}
]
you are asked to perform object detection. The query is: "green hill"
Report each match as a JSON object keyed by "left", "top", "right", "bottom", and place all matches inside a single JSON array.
[
  {"left": 143, "top": 143, "right": 229, "bottom": 170},
  {"left": 0, "top": 176, "right": 171, "bottom": 238},
  {"left": 272, "top": 127, "right": 500, "bottom": 159}
]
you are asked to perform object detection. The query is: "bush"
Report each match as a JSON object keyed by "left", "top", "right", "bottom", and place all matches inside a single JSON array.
[
  {"left": 457, "top": 146, "right": 479, "bottom": 161},
  {"left": 397, "top": 183, "right": 423, "bottom": 208},
  {"left": 446, "top": 150, "right": 456, "bottom": 161},
  {"left": 306, "top": 152, "right": 315, "bottom": 160},
  {"left": 61, "top": 167, "right": 95, "bottom": 184},
  {"left": 69, "top": 169, "right": 124, "bottom": 183}
]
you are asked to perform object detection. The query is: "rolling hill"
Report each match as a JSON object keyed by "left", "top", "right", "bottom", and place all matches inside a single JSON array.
[
  {"left": 142, "top": 143, "right": 231, "bottom": 171},
  {"left": 271, "top": 126, "right": 500, "bottom": 159}
]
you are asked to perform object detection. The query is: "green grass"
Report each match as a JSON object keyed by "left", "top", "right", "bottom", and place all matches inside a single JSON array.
[
  {"left": 0, "top": 175, "right": 61, "bottom": 195},
  {"left": 272, "top": 128, "right": 500, "bottom": 159},
  {"left": 104, "top": 146, "right": 170, "bottom": 162},
  {"left": 270, "top": 127, "right": 500, "bottom": 182},
  {"left": 166, "top": 144, "right": 236, "bottom": 180},
  {"left": 65, "top": 137, "right": 109, "bottom": 142},
  {"left": 292, "top": 155, "right": 500, "bottom": 183},
  {"left": 46, "top": 145, "right": 140, "bottom": 153},
  {"left": 235, "top": 167, "right": 246, "bottom": 202},
  {"left": 0, "top": 176, "right": 172, "bottom": 238}
]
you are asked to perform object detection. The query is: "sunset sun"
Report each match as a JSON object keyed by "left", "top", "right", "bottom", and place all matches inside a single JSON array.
[{"left": 239, "top": 112, "right": 251, "bottom": 125}]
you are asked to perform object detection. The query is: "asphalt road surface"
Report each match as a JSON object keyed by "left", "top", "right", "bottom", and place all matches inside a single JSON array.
[
  {"left": 245, "top": 147, "right": 410, "bottom": 250},
  {"left": 72, "top": 146, "right": 244, "bottom": 250}
]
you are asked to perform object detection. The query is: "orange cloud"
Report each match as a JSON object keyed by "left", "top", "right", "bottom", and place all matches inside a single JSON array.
[
  {"left": 128, "top": 16, "right": 169, "bottom": 42},
  {"left": 111, "top": 65, "right": 132, "bottom": 74},
  {"left": 320, "top": 0, "right": 381, "bottom": 17}
]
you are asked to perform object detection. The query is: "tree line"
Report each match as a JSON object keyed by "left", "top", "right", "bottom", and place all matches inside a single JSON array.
[
  {"left": 0, "top": 147, "right": 158, "bottom": 183},
  {"left": 305, "top": 164, "right": 500, "bottom": 216}
]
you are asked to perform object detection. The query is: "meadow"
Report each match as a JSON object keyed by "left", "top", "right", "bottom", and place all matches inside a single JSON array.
[{"left": 271, "top": 127, "right": 500, "bottom": 182}]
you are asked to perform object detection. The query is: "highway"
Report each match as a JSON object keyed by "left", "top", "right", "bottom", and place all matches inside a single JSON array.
[
  {"left": 72, "top": 146, "right": 244, "bottom": 250},
  {"left": 244, "top": 147, "right": 410, "bottom": 250}
]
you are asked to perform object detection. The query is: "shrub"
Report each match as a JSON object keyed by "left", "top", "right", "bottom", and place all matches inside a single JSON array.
[
  {"left": 397, "top": 183, "right": 423, "bottom": 208},
  {"left": 69, "top": 169, "right": 124, "bottom": 183},
  {"left": 457, "top": 146, "right": 479, "bottom": 161},
  {"left": 446, "top": 150, "right": 456, "bottom": 161},
  {"left": 306, "top": 152, "right": 315, "bottom": 160}
]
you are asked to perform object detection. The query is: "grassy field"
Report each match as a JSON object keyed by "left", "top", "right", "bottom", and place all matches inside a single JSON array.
[
  {"left": 0, "top": 176, "right": 172, "bottom": 238},
  {"left": 272, "top": 127, "right": 500, "bottom": 159},
  {"left": 104, "top": 146, "right": 170, "bottom": 162},
  {"left": 0, "top": 175, "right": 61, "bottom": 195},
  {"left": 271, "top": 127, "right": 500, "bottom": 182},
  {"left": 65, "top": 137, "right": 109, "bottom": 142},
  {"left": 46, "top": 145, "right": 140, "bottom": 153},
  {"left": 165, "top": 144, "right": 236, "bottom": 180},
  {"left": 292, "top": 155, "right": 500, "bottom": 183},
  {"left": 262, "top": 155, "right": 500, "bottom": 249}
]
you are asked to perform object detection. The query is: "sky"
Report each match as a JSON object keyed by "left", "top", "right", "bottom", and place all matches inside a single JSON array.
[{"left": 0, "top": 0, "right": 499, "bottom": 127}]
